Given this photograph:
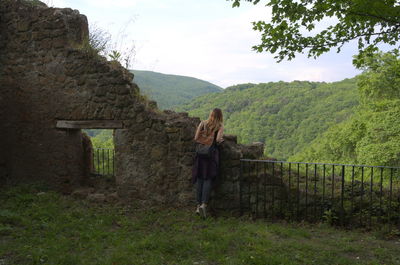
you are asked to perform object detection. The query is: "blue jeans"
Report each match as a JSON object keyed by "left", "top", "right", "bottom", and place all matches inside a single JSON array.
[{"left": 196, "top": 178, "right": 212, "bottom": 204}]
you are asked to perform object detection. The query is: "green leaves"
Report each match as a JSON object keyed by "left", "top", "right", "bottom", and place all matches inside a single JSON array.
[
  {"left": 108, "top": 50, "right": 122, "bottom": 62},
  {"left": 177, "top": 79, "right": 359, "bottom": 160},
  {"left": 89, "top": 130, "right": 114, "bottom": 149},
  {"left": 292, "top": 51, "right": 400, "bottom": 166},
  {"left": 356, "top": 51, "right": 400, "bottom": 103},
  {"left": 230, "top": 0, "right": 261, "bottom": 7},
  {"left": 231, "top": 0, "right": 400, "bottom": 61}
]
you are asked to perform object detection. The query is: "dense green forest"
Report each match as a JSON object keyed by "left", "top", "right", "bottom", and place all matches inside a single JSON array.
[
  {"left": 84, "top": 129, "right": 114, "bottom": 149},
  {"left": 130, "top": 70, "right": 222, "bottom": 109},
  {"left": 176, "top": 79, "right": 359, "bottom": 160},
  {"left": 292, "top": 52, "right": 400, "bottom": 166}
]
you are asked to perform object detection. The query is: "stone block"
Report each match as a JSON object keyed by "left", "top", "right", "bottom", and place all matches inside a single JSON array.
[
  {"left": 51, "top": 28, "right": 67, "bottom": 38},
  {"left": 181, "top": 126, "right": 195, "bottom": 141},
  {"left": 56, "top": 75, "right": 66, "bottom": 83},
  {"left": 148, "top": 100, "right": 157, "bottom": 109},
  {"left": 150, "top": 146, "right": 167, "bottom": 160},
  {"left": 168, "top": 141, "right": 184, "bottom": 153},
  {"left": 52, "top": 36, "right": 66, "bottom": 48},
  {"left": 165, "top": 127, "right": 179, "bottom": 133},
  {"left": 151, "top": 121, "right": 165, "bottom": 132},
  {"left": 106, "top": 192, "right": 119, "bottom": 202},
  {"left": 87, "top": 193, "right": 106, "bottom": 202},
  {"left": 116, "top": 85, "right": 130, "bottom": 95},
  {"left": 227, "top": 159, "right": 241, "bottom": 168},
  {"left": 18, "top": 32, "right": 31, "bottom": 42},
  {"left": 241, "top": 142, "right": 264, "bottom": 159},
  {"left": 71, "top": 187, "right": 95, "bottom": 199},
  {"left": 150, "top": 133, "right": 168, "bottom": 145},
  {"left": 94, "top": 85, "right": 107, "bottom": 97},
  {"left": 38, "top": 38, "right": 52, "bottom": 49},
  {"left": 166, "top": 166, "right": 181, "bottom": 178},
  {"left": 223, "top": 134, "right": 237, "bottom": 144},
  {"left": 181, "top": 154, "right": 195, "bottom": 167},
  {"left": 106, "top": 92, "right": 116, "bottom": 101},
  {"left": 221, "top": 148, "right": 242, "bottom": 160},
  {"left": 16, "top": 20, "right": 30, "bottom": 32},
  {"left": 167, "top": 132, "right": 180, "bottom": 142}
]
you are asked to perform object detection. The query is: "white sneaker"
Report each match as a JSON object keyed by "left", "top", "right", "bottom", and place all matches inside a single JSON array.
[
  {"left": 200, "top": 204, "right": 207, "bottom": 218},
  {"left": 195, "top": 205, "right": 201, "bottom": 215}
]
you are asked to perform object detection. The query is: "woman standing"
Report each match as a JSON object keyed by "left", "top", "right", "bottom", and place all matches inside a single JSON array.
[{"left": 192, "top": 108, "right": 224, "bottom": 218}]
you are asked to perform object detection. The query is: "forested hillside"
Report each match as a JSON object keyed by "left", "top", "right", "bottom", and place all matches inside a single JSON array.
[
  {"left": 291, "top": 52, "right": 400, "bottom": 166},
  {"left": 130, "top": 70, "right": 222, "bottom": 109},
  {"left": 84, "top": 129, "right": 114, "bottom": 149},
  {"left": 176, "top": 79, "right": 359, "bottom": 160}
]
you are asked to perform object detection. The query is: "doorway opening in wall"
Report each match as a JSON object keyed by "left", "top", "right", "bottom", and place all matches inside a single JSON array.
[
  {"left": 83, "top": 129, "right": 115, "bottom": 179},
  {"left": 56, "top": 120, "right": 123, "bottom": 183}
]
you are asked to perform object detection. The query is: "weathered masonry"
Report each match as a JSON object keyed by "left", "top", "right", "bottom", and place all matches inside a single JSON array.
[{"left": 0, "top": 0, "right": 263, "bottom": 208}]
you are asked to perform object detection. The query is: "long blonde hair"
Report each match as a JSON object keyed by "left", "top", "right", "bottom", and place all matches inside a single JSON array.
[{"left": 204, "top": 108, "right": 223, "bottom": 134}]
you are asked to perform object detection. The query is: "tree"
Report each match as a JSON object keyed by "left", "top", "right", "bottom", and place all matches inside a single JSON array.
[
  {"left": 356, "top": 50, "right": 400, "bottom": 101},
  {"left": 230, "top": 0, "right": 400, "bottom": 61},
  {"left": 290, "top": 52, "right": 400, "bottom": 166}
]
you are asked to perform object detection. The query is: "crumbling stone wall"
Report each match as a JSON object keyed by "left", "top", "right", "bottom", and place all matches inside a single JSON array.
[
  {"left": 0, "top": 0, "right": 263, "bottom": 207},
  {"left": 0, "top": 0, "right": 141, "bottom": 190}
]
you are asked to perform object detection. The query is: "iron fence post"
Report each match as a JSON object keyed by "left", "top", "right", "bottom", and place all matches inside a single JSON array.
[
  {"left": 351, "top": 166, "right": 355, "bottom": 223},
  {"left": 263, "top": 162, "right": 267, "bottom": 218},
  {"left": 272, "top": 163, "right": 275, "bottom": 219},
  {"left": 305, "top": 163, "right": 309, "bottom": 221},
  {"left": 369, "top": 167, "right": 374, "bottom": 228},
  {"left": 239, "top": 160, "right": 243, "bottom": 216},
  {"left": 255, "top": 162, "right": 259, "bottom": 218},
  {"left": 288, "top": 163, "right": 292, "bottom": 220},
  {"left": 314, "top": 164, "right": 317, "bottom": 221},
  {"left": 341, "top": 165, "right": 345, "bottom": 226}
]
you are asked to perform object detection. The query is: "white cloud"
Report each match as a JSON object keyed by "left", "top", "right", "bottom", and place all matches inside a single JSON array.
[
  {"left": 81, "top": 0, "right": 143, "bottom": 8},
  {"left": 48, "top": 0, "right": 361, "bottom": 87},
  {"left": 49, "top": 0, "right": 69, "bottom": 8},
  {"left": 130, "top": 4, "right": 277, "bottom": 86}
]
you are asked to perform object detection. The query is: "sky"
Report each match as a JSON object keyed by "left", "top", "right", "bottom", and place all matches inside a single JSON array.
[{"left": 48, "top": 0, "right": 362, "bottom": 88}]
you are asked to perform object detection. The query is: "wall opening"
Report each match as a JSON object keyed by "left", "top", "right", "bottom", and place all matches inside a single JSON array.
[
  {"left": 55, "top": 120, "right": 123, "bottom": 184},
  {"left": 83, "top": 129, "right": 115, "bottom": 179}
]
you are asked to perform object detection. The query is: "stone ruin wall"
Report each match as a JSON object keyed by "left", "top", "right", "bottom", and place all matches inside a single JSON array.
[{"left": 0, "top": 0, "right": 264, "bottom": 208}]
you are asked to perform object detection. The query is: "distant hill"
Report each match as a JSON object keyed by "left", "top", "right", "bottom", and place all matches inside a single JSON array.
[
  {"left": 176, "top": 78, "right": 359, "bottom": 160},
  {"left": 130, "top": 70, "right": 222, "bottom": 109}
]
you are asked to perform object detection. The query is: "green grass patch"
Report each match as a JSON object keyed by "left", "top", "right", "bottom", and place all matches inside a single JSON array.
[{"left": 1, "top": 185, "right": 400, "bottom": 264}]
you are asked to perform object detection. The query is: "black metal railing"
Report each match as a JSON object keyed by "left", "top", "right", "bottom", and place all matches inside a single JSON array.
[
  {"left": 239, "top": 159, "right": 400, "bottom": 227},
  {"left": 93, "top": 148, "right": 115, "bottom": 177}
]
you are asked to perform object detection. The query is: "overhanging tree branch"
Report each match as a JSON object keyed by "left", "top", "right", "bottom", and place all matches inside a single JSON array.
[{"left": 229, "top": 0, "right": 400, "bottom": 61}]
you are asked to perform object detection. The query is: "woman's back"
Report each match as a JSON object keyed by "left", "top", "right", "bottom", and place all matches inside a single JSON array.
[
  {"left": 195, "top": 120, "right": 224, "bottom": 146},
  {"left": 192, "top": 108, "right": 225, "bottom": 217}
]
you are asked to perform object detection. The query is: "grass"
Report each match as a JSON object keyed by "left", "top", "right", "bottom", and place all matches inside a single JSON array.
[{"left": 1, "top": 185, "right": 400, "bottom": 265}]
